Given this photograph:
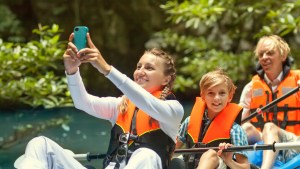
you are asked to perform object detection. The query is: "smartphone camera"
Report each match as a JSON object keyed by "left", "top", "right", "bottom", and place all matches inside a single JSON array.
[{"left": 75, "top": 27, "right": 79, "bottom": 31}]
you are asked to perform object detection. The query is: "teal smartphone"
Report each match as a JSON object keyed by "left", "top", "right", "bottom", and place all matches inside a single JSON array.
[{"left": 73, "top": 26, "right": 89, "bottom": 50}]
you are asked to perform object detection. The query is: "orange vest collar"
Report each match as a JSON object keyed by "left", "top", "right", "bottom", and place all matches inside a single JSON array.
[
  {"left": 115, "top": 91, "right": 162, "bottom": 135},
  {"left": 187, "top": 97, "right": 242, "bottom": 144}
]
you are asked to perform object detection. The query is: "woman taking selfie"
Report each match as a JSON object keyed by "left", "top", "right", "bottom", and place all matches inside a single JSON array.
[{"left": 15, "top": 32, "right": 184, "bottom": 169}]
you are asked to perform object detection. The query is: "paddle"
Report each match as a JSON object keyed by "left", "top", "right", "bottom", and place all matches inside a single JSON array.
[
  {"left": 74, "top": 153, "right": 106, "bottom": 161},
  {"left": 241, "top": 86, "right": 300, "bottom": 123},
  {"left": 174, "top": 142, "right": 300, "bottom": 154},
  {"left": 72, "top": 142, "right": 300, "bottom": 161}
]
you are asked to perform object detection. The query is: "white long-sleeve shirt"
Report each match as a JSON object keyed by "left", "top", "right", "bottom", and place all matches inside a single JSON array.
[{"left": 66, "top": 66, "right": 184, "bottom": 142}]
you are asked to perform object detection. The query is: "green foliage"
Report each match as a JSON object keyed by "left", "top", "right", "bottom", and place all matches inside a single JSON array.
[
  {"left": 0, "top": 24, "right": 73, "bottom": 108},
  {"left": 151, "top": 0, "right": 300, "bottom": 91}
]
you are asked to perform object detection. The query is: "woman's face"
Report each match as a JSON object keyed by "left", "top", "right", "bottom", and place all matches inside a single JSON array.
[
  {"left": 133, "top": 53, "right": 170, "bottom": 93},
  {"left": 202, "top": 84, "right": 232, "bottom": 117}
]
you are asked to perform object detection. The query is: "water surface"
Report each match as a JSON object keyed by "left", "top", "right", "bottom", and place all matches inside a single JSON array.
[{"left": 0, "top": 107, "right": 111, "bottom": 169}]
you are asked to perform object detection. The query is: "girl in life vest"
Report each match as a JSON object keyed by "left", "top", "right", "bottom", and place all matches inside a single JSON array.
[
  {"left": 175, "top": 69, "right": 249, "bottom": 169},
  {"left": 15, "top": 33, "right": 184, "bottom": 169}
]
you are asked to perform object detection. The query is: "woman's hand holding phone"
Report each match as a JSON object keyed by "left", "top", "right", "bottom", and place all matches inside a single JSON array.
[
  {"left": 78, "top": 33, "right": 111, "bottom": 75},
  {"left": 63, "top": 26, "right": 89, "bottom": 75},
  {"left": 63, "top": 26, "right": 111, "bottom": 75},
  {"left": 63, "top": 33, "right": 81, "bottom": 75}
]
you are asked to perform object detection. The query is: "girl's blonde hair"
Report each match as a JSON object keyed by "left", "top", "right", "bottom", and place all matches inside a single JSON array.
[
  {"left": 255, "top": 35, "right": 290, "bottom": 58},
  {"left": 119, "top": 48, "right": 176, "bottom": 114},
  {"left": 200, "top": 69, "right": 236, "bottom": 97}
]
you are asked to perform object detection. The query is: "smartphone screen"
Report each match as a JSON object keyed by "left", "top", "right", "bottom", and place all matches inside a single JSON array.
[{"left": 73, "top": 26, "right": 89, "bottom": 50}]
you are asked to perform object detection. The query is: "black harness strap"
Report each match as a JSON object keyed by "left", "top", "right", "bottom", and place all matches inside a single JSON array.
[
  {"left": 114, "top": 162, "right": 120, "bottom": 169},
  {"left": 113, "top": 107, "right": 139, "bottom": 168},
  {"left": 255, "top": 105, "right": 265, "bottom": 131},
  {"left": 281, "top": 104, "right": 289, "bottom": 129},
  {"left": 130, "top": 107, "right": 139, "bottom": 135},
  {"left": 265, "top": 91, "right": 270, "bottom": 122},
  {"left": 272, "top": 91, "right": 278, "bottom": 125}
]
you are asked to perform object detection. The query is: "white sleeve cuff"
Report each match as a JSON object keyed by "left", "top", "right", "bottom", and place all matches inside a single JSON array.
[{"left": 65, "top": 70, "right": 82, "bottom": 86}]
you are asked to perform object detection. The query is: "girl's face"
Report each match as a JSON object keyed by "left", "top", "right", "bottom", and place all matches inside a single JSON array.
[
  {"left": 133, "top": 53, "right": 170, "bottom": 93},
  {"left": 202, "top": 84, "right": 232, "bottom": 117}
]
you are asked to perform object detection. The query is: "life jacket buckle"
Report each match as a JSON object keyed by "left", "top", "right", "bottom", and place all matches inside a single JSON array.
[
  {"left": 119, "top": 133, "right": 139, "bottom": 144},
  {"left": 116, "top": 144, "right": 128, "bottom": 163}
]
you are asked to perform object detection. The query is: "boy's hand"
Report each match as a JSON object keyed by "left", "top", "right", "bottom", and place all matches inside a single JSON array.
[{"left": 217, "top": 142, "right": 233, "bottom": 164}]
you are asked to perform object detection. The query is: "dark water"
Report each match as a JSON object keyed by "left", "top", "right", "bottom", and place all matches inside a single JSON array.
[
  {"left": 0, "top": 107, "right": 112, "bottom": 169},
  {"left": 0, "top": 103, "right": 192, "bottom": 169}
]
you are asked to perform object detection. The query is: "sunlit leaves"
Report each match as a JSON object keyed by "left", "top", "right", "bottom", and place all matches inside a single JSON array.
[
  {"left": 0, "top": 24, "right": 72, "bottom": 108},
  {"left": 161, "top": 0, "right": 226, "bottom": 28},
  {"left": 152, "top": 0, "right": 300, "bottom": 92}
]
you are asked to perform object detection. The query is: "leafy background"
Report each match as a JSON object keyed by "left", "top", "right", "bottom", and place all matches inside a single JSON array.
[{"left": 1, "top": 0, "right": 300, "bottom": 109}]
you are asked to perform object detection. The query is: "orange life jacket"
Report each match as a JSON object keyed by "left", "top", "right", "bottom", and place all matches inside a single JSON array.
[
  {"left": 249, "top": 70, "right": 300, "bottom": 135},
  {"left": 187, "top": 97, "right": 242, "bottom": 147},
  {"left": 115, "top": 91, "right": 161, "bottom": 136},
  {"left": 105, "top": 91, "right": 175, "bottom": 169}
]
